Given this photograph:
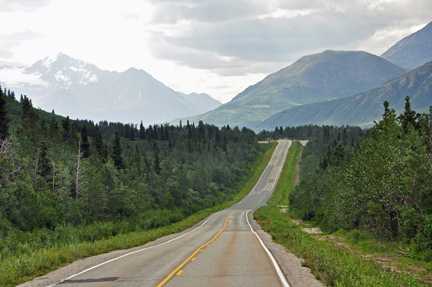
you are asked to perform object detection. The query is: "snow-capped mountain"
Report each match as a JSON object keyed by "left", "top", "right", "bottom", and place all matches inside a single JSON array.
[{"left": 0, "top": 53, "right": 221, "bottom": 125}]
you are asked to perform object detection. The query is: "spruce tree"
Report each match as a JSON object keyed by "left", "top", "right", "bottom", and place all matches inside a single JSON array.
[
  {"left": 399, "top": 96, "right": 421, "bottom": 133},
  {"left": 0, "top": 87, "right": 10, "bottom": 140},
  {"left": 124, "top": 124, "right": 130, "bottom": 139},
  {"left": 94, "top": 131, "right": 107, "bottom": 162},
  {"left": 38, "top": 141, "right": 51, "bottom": 178},
  {"left": 132, "top": 144, "right": 142, "bottom": 176},
  {"left": 61, "top": 116, "right": 71, "bottom": 142},
  {"left": 80, "top": 125, "right": 90, "bottom": 158},
  {"left": 49, "top": 118, "right": 60, "bottom": 140},
  {"left": 22, "top": 96, "right": 32, "bottom": 115},
  {"left": 130, "top": 124, "right": 135, "bottom": 141},
  {"left": 22, "top": 99, "right": 39, "bottom": 144},
  {"left": 112, "top": 131, "right": 125, "bottom": 170},
  {"left": 154, "top": 143, "right": 161, "bottom": 175},
  {"left": 40, "top": 119, "right": 48, "bottom": 138},
  {"left": 139, "top": 121, "right": 145, "bottom": 139}
]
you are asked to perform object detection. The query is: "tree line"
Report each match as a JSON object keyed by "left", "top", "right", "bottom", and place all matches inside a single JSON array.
[
  {"left": 0, "top": 86, "right": 263, "bottom": 256},
  {"left": 289, "top": 97, "right": 432, "bottom": 260}
]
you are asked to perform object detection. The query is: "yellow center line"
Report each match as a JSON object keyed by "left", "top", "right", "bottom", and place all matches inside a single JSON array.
[
  {"left": 266, "top": 141, "right": 286, "bottom": 183},
  {"left": 176, "top": 270, "right": 184, "bottom": 275},
  {"left": 156, "top": 212, "right": 234, "bottom": 287}
]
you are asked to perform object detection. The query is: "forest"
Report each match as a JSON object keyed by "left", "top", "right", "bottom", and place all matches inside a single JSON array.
[
  {"left": 289, "top": 97, "right": 432, "bottom": 260},
  {"left": 0, "top": 86, "right": 264, "bottom": 260}
]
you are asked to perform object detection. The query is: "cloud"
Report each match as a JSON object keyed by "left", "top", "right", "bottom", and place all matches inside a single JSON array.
[
  {"left": 146, "top": 0, "right": 432, "bottom": 76},
  {"left": 0, "top": 0, "right": 52, "bottom": 12},
  {"left": 122, "top": 12, "right": 140, "bottom": 20},
  {"left": 0, "top": 30, "right": 41, "bottom": 60}
]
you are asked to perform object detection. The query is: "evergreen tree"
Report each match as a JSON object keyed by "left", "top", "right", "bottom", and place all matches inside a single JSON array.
[
  {"left": 49, "top": 118, "right": 60, "bottom": 140},
  {"left": 94, "top": 131, "right": 107, "bottom": 162},
  {"left": 80, "top": 125, "right": 90, "bottom": 158},
  {"left": 37, "top": 141, "right": 51, "bottom": 178},
  {"left": 112, "top": 131, "right": 125, "bottom": 170},
  {"left": 132, "top": 144, "right": 142, "bottom": 177},
  {"left": 22, "top": 99, "right": 39, "bottom": 144},
  {"left": 22, "top": 96, "right": 32, "bottom": 115},
  {"left": 40, "top": 119, "right": 48, "bottom": 138},
  {"left": 124, "top": 124, "right": 130, "bottom": 139},
  {"left": 154, "top": 143, "right": 161, "bottom": 175},
  {"left": 139, "top": 121, "right": 145, "bottom": 139},
  {"left": 399, "top": 96, "right": 421, "bottom": 133},
  {"left": 61, "top": 116, "right": 71, "bottom": 142},
  {"left": 0, "top": 87, "right": 10, "bottom": 140},
  {"left": 130, "top": 124, "right": 135, "bottom": 141}
]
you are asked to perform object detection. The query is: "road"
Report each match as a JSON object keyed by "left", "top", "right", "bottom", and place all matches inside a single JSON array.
[{"left": 51, "top": 140, "right": 292, "bottom": 287}]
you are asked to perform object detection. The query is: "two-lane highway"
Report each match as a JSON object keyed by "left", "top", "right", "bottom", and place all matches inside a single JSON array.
[{"left": 48, "top": 140, "right": 292, "bottom": 287}]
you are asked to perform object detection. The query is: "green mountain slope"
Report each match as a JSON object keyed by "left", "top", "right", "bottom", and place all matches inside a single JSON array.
[
  {"left": 259, "top": 62, "right": 432, "bottom": 129},
  {"left": 381, "top": 22, "right": 432, "bottom": 70},
  {"left": 4, "top": 95, "right": 65, "bottom": 132},
  {"left": 179, "top": 50, "right": 409, "bottom": 127}
]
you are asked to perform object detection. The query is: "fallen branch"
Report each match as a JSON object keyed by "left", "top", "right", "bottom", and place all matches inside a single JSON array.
[{"left": 378, "top": 243, "right": 412, "bottom": 257}]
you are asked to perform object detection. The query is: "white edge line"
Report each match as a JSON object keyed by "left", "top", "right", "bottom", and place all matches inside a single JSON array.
[
  {"left": 47, "top": 212, "right": 219, "bottom": 287},
  {"left": 246, "top": 211, "right": 290, "bottom": 287}
]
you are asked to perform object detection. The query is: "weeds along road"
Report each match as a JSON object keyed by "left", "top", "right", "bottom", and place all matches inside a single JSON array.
[{"left": 50, "top": 140, "right": 292, "bottom": 287}]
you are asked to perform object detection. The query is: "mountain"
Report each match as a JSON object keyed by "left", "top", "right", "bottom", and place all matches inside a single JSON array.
[
  {"left": 178, "top": 50, "right": 409, "bottom": 127},
  {"left": 381, "top": 22, "right": 432, "bottom": 70},
  {"left": 0, "top": 53, "right": 212, "bottom": 125},
  {"left": 259, "top": 62, "right": 432, "bottom": 129},
  {"left": 177, "top": 92, "right": 222, "bottom": 113}
]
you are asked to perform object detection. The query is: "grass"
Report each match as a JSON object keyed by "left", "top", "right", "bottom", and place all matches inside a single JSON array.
[
  {"left": 0, "top": 142, "right": 277, "bottom": 287},
  {"left": 267, "top": 140, "right": 303, "bottom": 206},
  {"left": 255, "top": 140, "right": 429, "bottom": 286}
]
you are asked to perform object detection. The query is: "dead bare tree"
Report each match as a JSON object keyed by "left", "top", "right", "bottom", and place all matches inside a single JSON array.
[
  {"left": 75, "top": 139, "right": 85, "bottom": 201},
  {"left": 0, "top": 136, "right": 21, "bottom": 183}
]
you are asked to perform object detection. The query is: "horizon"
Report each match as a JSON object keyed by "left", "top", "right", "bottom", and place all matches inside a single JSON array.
[{"left": 0, "top": 0, "right": 431, "bottom": 103}]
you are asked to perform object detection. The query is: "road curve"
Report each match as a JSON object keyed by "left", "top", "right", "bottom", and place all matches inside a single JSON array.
[{"left": 47, "top": 140, "right": 292, "bottom": 287}]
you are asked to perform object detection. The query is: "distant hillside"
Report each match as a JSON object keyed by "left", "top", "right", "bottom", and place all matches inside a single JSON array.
[
  {"left": 381, "top": 22, "right": 432, "bottom": 70},
  {"left": 0, "top": 53, "right": 207, "bottom": 126},
  {"left": 177, "top": 92, "right": 222, "bottom": 113},
  {"left": 179, "top": 50, "right": 409, "bottom": 127},
  {"left": 3, "top": 93, "right": 65, "bottom": 132},
  {"left": 259, "top": 62, "right": 432, "bottom": 129}
]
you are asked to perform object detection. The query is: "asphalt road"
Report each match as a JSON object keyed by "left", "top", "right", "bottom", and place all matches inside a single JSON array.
[{"left": 53, "top": 140, "right": 292, "bottom": 287}]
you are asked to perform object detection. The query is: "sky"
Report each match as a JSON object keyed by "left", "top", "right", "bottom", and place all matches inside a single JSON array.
[{"left": 0, "top": 0, "right": 431, "bottom": 103}]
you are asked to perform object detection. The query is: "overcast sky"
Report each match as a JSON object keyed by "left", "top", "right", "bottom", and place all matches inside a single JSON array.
[{"left": 0, "top": 0, "right": 430, "bottom": 103}]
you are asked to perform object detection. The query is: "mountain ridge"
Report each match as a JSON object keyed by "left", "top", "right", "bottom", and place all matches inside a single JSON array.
[
  {"left": 176, "top": 50, "right": 409, "bottom": 127},
  {"left": 381, "top": 22, "right": 432, "bottom": 70},
  {"left": 0, "top": 53, "right": 219, "bottom": 125},
  {"left": 259, "top": 61, "right": 432, "bottom": 129}
]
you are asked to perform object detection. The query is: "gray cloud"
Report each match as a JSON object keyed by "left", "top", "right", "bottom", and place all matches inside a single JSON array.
[
  {"left": 146, "top": 0, "right": 432, "bottom": 76},
  {"left": 0, "top": 0, "right": 52, "bottom": 12},
  {"left": 0, "top": 30, "right": 41, "bottom": 60}
]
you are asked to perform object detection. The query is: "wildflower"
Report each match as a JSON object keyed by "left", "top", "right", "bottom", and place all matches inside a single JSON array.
[
  {"left": 14, "top": 261, "right": 17, "bottom": 264},
  {"left": 317, "top": 242, "right": 319, "bottom": 246}
]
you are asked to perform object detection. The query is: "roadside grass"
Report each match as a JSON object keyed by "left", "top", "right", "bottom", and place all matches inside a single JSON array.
[
  {"left": 255, "top": 207, "right": 425, "bottom": 286},
  {"left": 267, "top": 141, "right": 303, "bottom": 206},
  {"left": 255, "top": 140, "right": 429, "bottom": 286},
  {"left": 0, "top": 142, "right": 277, "bottom": 287}
]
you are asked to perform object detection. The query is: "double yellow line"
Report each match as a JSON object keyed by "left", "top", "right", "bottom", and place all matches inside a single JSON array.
[{"left": 156, "top": 212, "right": 234, "bottom": 287}]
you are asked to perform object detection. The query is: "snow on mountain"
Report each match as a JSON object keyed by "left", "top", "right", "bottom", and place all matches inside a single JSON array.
[{"left": 0, "top": 53, "right": 216, "bottom": 125}]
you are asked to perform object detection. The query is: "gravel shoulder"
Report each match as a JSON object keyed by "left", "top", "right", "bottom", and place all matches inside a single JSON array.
[{"left": 248, "top": 212, "right": 323, "bottom": 287}]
